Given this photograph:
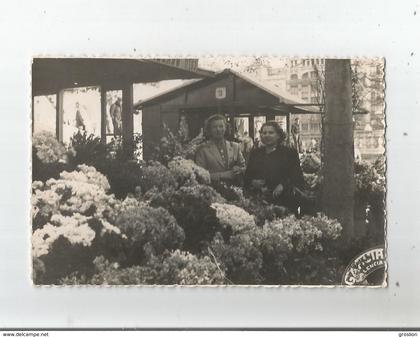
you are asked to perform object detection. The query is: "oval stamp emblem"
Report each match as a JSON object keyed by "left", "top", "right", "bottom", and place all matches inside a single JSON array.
[{"left": 342, "top": 245, "right": 387, "bottom": 286}]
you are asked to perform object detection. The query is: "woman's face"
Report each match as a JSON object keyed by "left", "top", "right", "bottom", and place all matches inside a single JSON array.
[
  {"left": 209, "top": 119, "right": 226, "bottom": 140},
  {"left": 260, "top": 125, "right": 280, "bottom": 146}
]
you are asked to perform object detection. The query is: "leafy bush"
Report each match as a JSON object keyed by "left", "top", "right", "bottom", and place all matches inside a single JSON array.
[
  {"left": 68, "top": 131, "right": 107, "bottom": 167},
  {"left": 139, "top": 161, "right": 177, "bottom": 193},
  {"left": 209, "top": 211, "right": 343, "bottom": 285},
  {"left": 33, "top": 131, "right": 67, "bottom": 164},
  {"left": 144, "top": 181, "right": 227, "bottom": 254},
  {"left": 373, "top": 156, "right": 385, "bottom": 176},
  {"left": 100, "top": 159, "right": 143, "bottom": 199},
  {"left": 210, "top": 232, "right": 264, "bottom": 284},
  {"left": 282, "top": 254, "right": 342, "bottom": 285},
  {"left": 176, "top": 184, "right": 225, "bottom": 205},
  {"left": 32, "top": 257, "right": 46, "bottom": 284},
  {"left": 179, "top": 133, "right": 206, "bottom": 160},
  {"left": 208, "top": 202, "right": 265, "bottom": 284},
  {"left": 146, "top": 183, "right": 225, "bottom": 209},
  {"left": 270, "top": 214, "right": 342, "bottom": 254},
  {"left": 32, "top": 132, "right": 71, "bottom": 182},
  {"left": 31, "top": 165, "right": 118, "bottom": 230},
  {"left": 261, "top": 214, "right": 342, "bottom": 284},
  {"left": 32, "top": 131, "right": 353, "bottom": 285},
  {"left": 354, "top": 159, "right": 386, "bottom": 240},
  {"left": 168, "top": 156, "right": 211, "bottom": 185},
  {"left": 147, "top": 124, "right": 206, "bottom": 164},
  {"left": 61, "top": 251, "right": 226, "bottom": 285},
  {"left": 147, "top": 250, "right": 225, "bottom": 285},
  {"left": 31, "top": 165, "right": 126, "bottom": 284},
  {"left": 32, "top": 147, "right": 72, "bottom": 182},
  {"left": 112, "top": 198, "right": 185, "bottom": 265},
  {"left": 211, "top": 202, "right": 256, "bottom": 234},
  {"left": 148, "top": 126, "right": 184, "bottom": 165},
  {"left": 68, "top": 132, "right": 144, "bottom": 199},
  {"left": 259, "top": 223, "right": 293, "bottom": 283},
  {"left": 301, "top": 152, "right": 321, "bottom": 174},
  {"left": 167, "top": 190, "right": 223, "bottom": 254},
  {"left": 34, "top": 218, "right": 127, "bottom": 285},
  {"left": 212, "top": 181, "right": 245, "bottom": 202},
  {"left": 354, "top": 160, "right": 385, "bottom": 202},
  {"left": 303, "top": 173, "right": 322, "bottom": 193}
]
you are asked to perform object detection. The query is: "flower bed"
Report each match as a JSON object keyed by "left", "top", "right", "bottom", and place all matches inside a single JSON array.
[{"left": 32, "top": 131, "right": 384, "bottom": 285}]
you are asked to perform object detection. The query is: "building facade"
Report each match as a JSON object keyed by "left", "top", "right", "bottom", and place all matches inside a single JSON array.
[{"left": 253, "top": 58, "right": 385, "bottom": 160}]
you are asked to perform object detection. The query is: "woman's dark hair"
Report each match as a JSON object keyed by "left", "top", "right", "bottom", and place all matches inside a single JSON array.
[
  {"left": 259, "top": 121, "right": 287, "bottom": 144},
  {"left": 204, "top": 114, "right": 228, "bottom": 139}
]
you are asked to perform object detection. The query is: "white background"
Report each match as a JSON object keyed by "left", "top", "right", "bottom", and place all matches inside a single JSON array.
[{"left": 0, "top": 0, "right": 419, "bottom": 329}]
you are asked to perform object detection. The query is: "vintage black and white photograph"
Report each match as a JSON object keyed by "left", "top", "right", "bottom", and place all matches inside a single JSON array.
[{"left": 31, "top": 57, "right": 386, "bottom": 286}]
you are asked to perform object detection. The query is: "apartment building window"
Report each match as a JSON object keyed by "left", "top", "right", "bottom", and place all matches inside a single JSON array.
[
  {"left": 310, "top": 123, "right": 320, "bottom": 132},
  {"left": 290, "top": 85, "right": 298, "bottom": 95},
  {"left": 301, "top": 84, "right": 309, "bottom": 97},
  {"left": 371, "top": 91, "right": 383, "bottom": 114}
]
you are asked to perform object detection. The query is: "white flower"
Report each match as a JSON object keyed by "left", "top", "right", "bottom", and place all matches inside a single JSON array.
[
  {"left": 60, "top": 165, "right": 110, "bottom": 191},
  {"left": 31, "top": 165, "right": 127, "bottom": 259},
  {"left": 62, "top": 223, "right": 96, "bottom": 246},
  {"left": 32, "top": 181, "right": 44, "bottom": 190},
  {"left": 32, "top": 189, "right": 61, "bottom": 216},
  {"left": 101, "top": 220, "right": 122, "bottom": 235},
  {"left": 211, "top": 203, "right": 256, "bottom": 233},
  {"left": 32, "top": 213, "right": 97, "bottom": 258},
  {"left": 33, "top": 131, "right": 67, "bottom": 164},
  {"left": 262, "top": 213, "right": 342, "bottom": 253},
  {"left": 168, "top": 157, "right": 211, "bottom": 185},
  {"left": 191, "top": 163, "right": 211, "bottom": 184},
  {"left": 32, "top": 223, "right": 61, "bottom": 257}
]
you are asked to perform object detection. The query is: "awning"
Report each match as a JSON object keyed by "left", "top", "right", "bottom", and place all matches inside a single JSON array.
[
  {"left": 32, "top": 58, "right": 214, "bottom": 96},
  {"left": 135, "top": 68, "right": 322, "bottom": 114}
]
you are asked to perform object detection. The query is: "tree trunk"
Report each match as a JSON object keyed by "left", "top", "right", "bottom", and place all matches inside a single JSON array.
[
  {"left": 122, "top": 83, "right": 134, "bottom": 159},
  {"left": 322, "top": 59, "right": 355, "bottom": 241}
]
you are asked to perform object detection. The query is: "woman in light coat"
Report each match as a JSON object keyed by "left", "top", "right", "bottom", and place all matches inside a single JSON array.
[{"left": 195, "top": 114, "right": 245, "bottom": 184}]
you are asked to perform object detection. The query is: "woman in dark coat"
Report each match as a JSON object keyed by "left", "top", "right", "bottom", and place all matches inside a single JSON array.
[{"left": 244, "top": 121, "right": 305, "bottom": 213}]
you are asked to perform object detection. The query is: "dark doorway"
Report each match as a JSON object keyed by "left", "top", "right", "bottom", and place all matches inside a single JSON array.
[{"left": 184, "top": 108, "right": 217, "bottom": 139}]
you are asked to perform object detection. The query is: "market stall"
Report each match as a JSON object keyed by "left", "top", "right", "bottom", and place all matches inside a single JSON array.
[
  {"left": 135, "top": 69, "right": 320, "bottom": 158},
  {"left": 32, "top": 58, "right": 214, "bottom": 155}
]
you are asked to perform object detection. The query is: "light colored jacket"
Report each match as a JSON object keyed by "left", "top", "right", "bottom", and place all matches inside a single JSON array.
[{"left": 195, "top": 140, "right": 246, "bottom": 182}]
